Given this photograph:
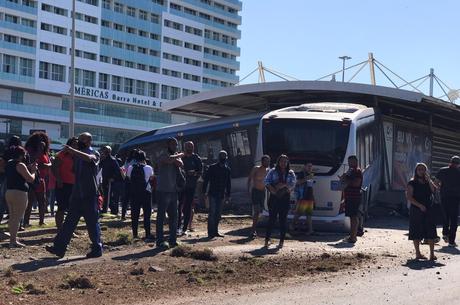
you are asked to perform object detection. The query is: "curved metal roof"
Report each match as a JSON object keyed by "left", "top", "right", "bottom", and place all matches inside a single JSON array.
[{"left": 166, "top": 81, "right": 427, "bottom": 116}]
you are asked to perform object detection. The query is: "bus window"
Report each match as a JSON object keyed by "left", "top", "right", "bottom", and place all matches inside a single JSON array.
[
  {"left": 228, "top": 130, "right": 251, "bottom": 157},
  {"left": 198, "top": 139, "right": 222, "bottom": 165}
]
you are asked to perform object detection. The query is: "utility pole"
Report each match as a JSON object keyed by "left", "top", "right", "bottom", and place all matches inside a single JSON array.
[
  {"left": 69, "top": 0, "right": 76, "bottom": 138},
  {"left": 368, "top": 52, "right": 376, "bottom": 85},
  {"left": 429, "top": 68, "right": 434, "bottom": 97},
  {"left": 257, "top": 61, "right": 266, "bottom": 83},
  {"left": 338, "top": 56, "right": 351, "bottom": 82}
]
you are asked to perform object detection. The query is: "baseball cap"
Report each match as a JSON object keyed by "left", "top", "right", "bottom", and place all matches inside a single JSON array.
[{"left": 451, "top": 156, "right": 460, "bottom": 164}]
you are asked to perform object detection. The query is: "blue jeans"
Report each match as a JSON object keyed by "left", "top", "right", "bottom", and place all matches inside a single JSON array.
[
  {"left": 54, "top": 194, "right": 102, "bottom": 254},
  {"left": 208, "top": 195, "right": 224, "bottom": 237},
  {"left": 156, "top": 191, "right": 178, "bottom": 246},
  {"left": 48, "top": 189, "right": 56, "bottom": 214}
]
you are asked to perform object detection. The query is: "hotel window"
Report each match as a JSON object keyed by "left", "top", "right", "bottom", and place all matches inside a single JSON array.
[
  {"left": 4, "top": 34, "right": 17, "bottom": 43},
  {"left": 149, "top": 66, "right": 159, "bottom": 73},
  {"left": 126, "top": 27, "right": 136, "bottom": 34},
  {"left": 82, "top": 70, "right": 95, "bottom": 87},
  {"left": 184, "top": 7, "right": 197, "bottom": 15},
  {"left": 149, "top": 33, "right": 159, "bottom": 40},
  {"left": 139, "top": 10, "right": 148, "bottom": 20},
  {"left": 124, "top": 78, "right": 134, "bottom": 94},
  {"left": 125, "top": 61, "right": 134, "bottom": 68},
  {"left": 126, "top": 44, "right": 135, "bottom": 51},
  {"left": 170, "top": 3, "right": 181, "bottom": 10},
  {"left": 114, "top": 2, "right": 123, "bottom": 13},
  {"left": 53, "top": 45, "right": 66, "bottom": 54},
  {"left": 137, "top": 47, "right": 147, "bottom": 54},
  {"left": 111, "top": 76, "right": 121, "bottom": 91},
  {"left": 99, "top": 73, "right": 109, "bottom": 89},
  {"left": 114, "top": 23, "right": 124, "bottom": 31},
  {"left": 137, "top": 63, "right": 146, "bottom": 71},
  {"left": 101, "top": 37, "right": 110, "bottom": 45},
  {"left": 3, "top": 55, "right": 17, "bottom": 74},
  {"left": 138, "top": 30, "right": 148, "bottom": 37},
  {"left": 83, "top": 52, "right": 96, "bottom": 60},
  {"left": 21, "top": 18, "right": 35, "bottom": 28},
  {"left": 39, "top": 61, "right": 49, "bottom": 79},
  {"left": 40, "top": 42, "right": 51, "bottom": 50},
  {"left": 20, "top": 37, "right": 34, "bottom": 47},
  {"left": 54, "top": 6, "right": 68, "bottom": 16},
  {"left": 113, "top": 40, "right": 123, "bottom": 48},
  {"left": 102, "top": 0, "right": 111, "bottom": 9},
  {"left": 5, "top": 14, "right": 19, "bottom": 24},
  {"left": 101, "top": 20, "right": 111, "bottom": 27},
  {"left": 150, "top": 13, "right": 159, "bottom": 23},
  {"left": 136, "top": 80, "right": 145, "bottom": 95},
  {"left": 51, "top": 64, "right": 65, "bottom": 82},
  {"left": 152, "top": 0, "right": 164, "bottom": 5},
  {"left": 23, "top": 0, "right": 37, "bottom": 8},
  {"left": 77, "top": 0, "right": 98, "bottom": 5},
  {"left": 112, "top": 58, "right": 123, "bottom": 66},
  {"left": 161, "top": 85, "right": 180, "bottom": 100},
  {"left": 126, "top": 7, "right": 136, "bottom": 17},
  {"left": 20, "top": 58, "right": 33, "bottom": 76},
  {"left": 100, "top": 55, "right": 110, "bottom": 63},
  {"left": 53, "top": 25, "right": 67, "bottom": 35},
  {"left": 148, "top": 82, "right": 158, "bottom": 97}
]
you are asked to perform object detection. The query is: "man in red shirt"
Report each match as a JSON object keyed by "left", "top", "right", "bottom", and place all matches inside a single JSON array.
[
  {"left": 53, "top": 137, "right": 78, "bottom": 231},
  {"left": 340, "top": 155, "right": 363, "bottom": 244}
]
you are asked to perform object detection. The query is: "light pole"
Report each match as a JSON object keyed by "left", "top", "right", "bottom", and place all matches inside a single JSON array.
[
  {"left": 69, "top": 0, "right": 76, "bottom": 138},
  {"left": 338, "top": 56, "right": 351, "bottom": 82}
]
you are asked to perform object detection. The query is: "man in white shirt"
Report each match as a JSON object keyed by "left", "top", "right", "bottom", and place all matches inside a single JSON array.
[{"left": 127, "top": 150, "right": 154, "bottom": 241}]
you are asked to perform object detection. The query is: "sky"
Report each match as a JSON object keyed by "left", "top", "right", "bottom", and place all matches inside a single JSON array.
[{"left": 238, "top": 0, "right": 460, "bottom": 100}]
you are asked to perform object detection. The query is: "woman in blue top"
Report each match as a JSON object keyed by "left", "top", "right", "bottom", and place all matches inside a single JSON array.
[{"left": 264, "top": 154, "right": 296, "bottom": 248}]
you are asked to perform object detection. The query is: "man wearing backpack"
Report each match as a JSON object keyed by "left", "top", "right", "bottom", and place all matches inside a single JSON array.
[
  {"left": 100, "top": 146, "right": 123, "bottom": 215},
  {"left": 127, "top": 150, "right": 154, "bottom": 240},
  {"left": 156, "top": 137, "right": 183, "bottom": 249}
]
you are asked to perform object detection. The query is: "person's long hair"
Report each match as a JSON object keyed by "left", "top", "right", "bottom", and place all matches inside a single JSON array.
[
  {"left": 25, "top": 132, "right": 50, "bottom": 155},
  {"left": 275, "top": 154, "right": 290, "bottom": 180},
  {"left": 411, "top": 163, "right": 428, "bottom": 182}
]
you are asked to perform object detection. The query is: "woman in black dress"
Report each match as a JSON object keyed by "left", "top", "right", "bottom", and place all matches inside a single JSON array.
[{"left": 406, "top": 163, "right": 437, "bottom": 260}]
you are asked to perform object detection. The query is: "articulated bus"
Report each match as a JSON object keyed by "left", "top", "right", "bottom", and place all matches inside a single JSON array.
[{"left": 257, "top": 103, "right": 381, "bottom": 230}]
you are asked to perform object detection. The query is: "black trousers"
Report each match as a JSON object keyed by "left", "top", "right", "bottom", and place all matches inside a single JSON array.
[
  {"left": 178, "top": 187, "right": 195, "bottom": 231},
  {"left": 442, "top": 196, "right": 460, "bottom": 244},
  {"left": 265, "top": 193, "right": 290, "bottom": 242},
  {"left": 130, "top": 190, "right": 152, "bottom": 238}
]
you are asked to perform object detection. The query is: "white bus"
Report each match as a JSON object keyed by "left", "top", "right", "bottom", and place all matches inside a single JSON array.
[{"left": 257, "top": 102, "right": 381, "bottom": 230}]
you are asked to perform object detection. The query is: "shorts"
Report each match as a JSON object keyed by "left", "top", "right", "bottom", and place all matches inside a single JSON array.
[
  {"left": 251, "top": 188, "right": 266, "bottom": 214},
  {"left": 296, "top": 199, "right": 314, "bottom": 216},
  {"left": 55, "top": 183, "right": 74, "bottom": 212},
  {"left": 344, "top": 198, "right": 361, "bottom": 217}
]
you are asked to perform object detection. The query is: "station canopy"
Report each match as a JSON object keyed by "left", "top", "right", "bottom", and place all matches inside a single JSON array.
[{"left": 165, "top": 81, "right": 460, "bottom": 132}]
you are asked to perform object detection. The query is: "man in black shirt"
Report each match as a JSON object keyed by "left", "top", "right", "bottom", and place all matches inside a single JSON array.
[
  {"left": 436, "top": 156, "right": 460, "bottom": 247},
  {"left": 100, "top": 146, "right": 123, "bottom": 215},
  {"left": 202, "top": 150, "right": 231, "bottom": 238},
  {"left": 178, "top": 141, "right": 202, "bottom": 235}
]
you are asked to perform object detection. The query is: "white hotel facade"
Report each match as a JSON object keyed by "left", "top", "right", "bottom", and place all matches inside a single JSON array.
[{"left": 0, "top": 0, "right": 241, "bottom": 146}]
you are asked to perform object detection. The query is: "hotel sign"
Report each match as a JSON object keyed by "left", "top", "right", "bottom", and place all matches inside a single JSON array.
[{"left": 74, "top": 86, "right": 164, "bottom": 109}]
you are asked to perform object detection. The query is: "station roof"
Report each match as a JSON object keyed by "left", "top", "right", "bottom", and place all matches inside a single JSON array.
[{"left": 166, "top": 81, "right": 432, "bottom": 117}]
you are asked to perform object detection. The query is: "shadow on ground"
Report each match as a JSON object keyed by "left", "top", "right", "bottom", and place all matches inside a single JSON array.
[
  {"left": 111, "top": 247, "right": 165, "bottom": 261},
  {"left": 436, "top": 246, "right": 460, "bottom": 255},
  {"left": 402, "top": 259, "right": 445, "bottom": 270},
  {"left": 12, "top": 256, "right": 87, "bottom": 273}
]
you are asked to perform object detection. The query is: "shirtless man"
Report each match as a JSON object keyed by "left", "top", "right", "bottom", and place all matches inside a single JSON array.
[{"left": 247, "top": 155, "right": 271, "bottom": 238}]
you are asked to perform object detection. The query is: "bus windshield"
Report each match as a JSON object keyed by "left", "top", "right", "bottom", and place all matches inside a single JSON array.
[{"left": 262, "top": 118, "right": 350, "bottom": 170}]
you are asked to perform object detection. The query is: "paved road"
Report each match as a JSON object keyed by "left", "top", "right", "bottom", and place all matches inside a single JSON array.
[{"left": 163, "top": 253, "right": 460, "bottom": 305}]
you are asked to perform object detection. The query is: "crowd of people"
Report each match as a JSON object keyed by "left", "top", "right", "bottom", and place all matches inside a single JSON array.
[{"left": 0, "top": 131, "right": 459, "bottom": 262}]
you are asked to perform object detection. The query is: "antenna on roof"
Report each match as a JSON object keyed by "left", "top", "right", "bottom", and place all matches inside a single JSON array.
[{"left": 258, "top": 61, "right": 266, "bottom": 83}]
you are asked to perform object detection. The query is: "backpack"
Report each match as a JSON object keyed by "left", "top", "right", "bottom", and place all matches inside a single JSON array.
[{"left": 130, "top": 163, "right": 146, "bottom": 193}]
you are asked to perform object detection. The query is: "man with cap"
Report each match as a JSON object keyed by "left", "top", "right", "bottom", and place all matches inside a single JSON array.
[
  {"left": 435, "top": 156, "right": 460, "bottom": 247},
  {"left": 156, "top": 137, "right": 183, "bottom": 248},
  {"left": 202, "top": 150, "right": 231, "bottom": 238}
]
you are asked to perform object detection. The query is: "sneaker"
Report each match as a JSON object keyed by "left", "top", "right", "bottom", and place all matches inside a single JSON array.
[
  {"left": 176, "top": 228, "right": 183, "bottom": 236},
  {"left": 157, "top": 241, "right": 169, "bottom": 249},
  {"left": 448, "top": 243, "right": 458, "bottom": 248},
  {"left": 143, "top": 235, "right": 155, "bottom": 243},
  {"left": 344, "top": 237, "right": 357, "bottom": 244},
  {"left": 443, "top": 235, "right": 449, "bottom": 243},
  {"left": 278, "top": 240, "right": 284, "bottom": 249},
  {"left": 86, "top": 250, "right": 102, "bottom": 258},
  {"left": 9, "top": 241, "right": 26, "bottom": 248},
  {"left": 45, "top": 245, "right": 65, "bottom": 258},
  {"left": 215, "top": 233, "right": 224, "bottom": 238},
  {"left": 169, "top": 241, "right": 181, "bottom": 248}
]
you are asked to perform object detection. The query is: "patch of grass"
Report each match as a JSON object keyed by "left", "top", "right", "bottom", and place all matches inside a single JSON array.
[
  {"left": 60, "top": 273, "right": 95, "bottom": 289},
  {"left": 4, "top": 267, "right": 13, "bottom": 277},
  {"left": 10, "top": 283, "right": 45, "bottom": 295},
  {"left": 11, "top": 284, "right": 25, "bottom": 295},
  {"left": 356, "top": 253, "right": 371, "bottom": 259},
  {"left": 171, "top": 245, "right": 217, "bottom": 261},
  {"left": 106, "top": 232, "right": 132, "bottom": 246},
  {"left": 187, "top": 275, "right": 205, "bottom": 284}
]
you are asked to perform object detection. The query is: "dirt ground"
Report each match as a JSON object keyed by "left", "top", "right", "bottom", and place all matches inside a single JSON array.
[{"left": 0, "top": 213, "right": 441, "bottom": 305}]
